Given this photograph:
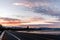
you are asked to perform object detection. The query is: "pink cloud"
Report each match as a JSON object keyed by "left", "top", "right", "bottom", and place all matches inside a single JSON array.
[
  {"left": 13, "top": 2, "right": 34, "bottom": 8},
  {"left": 13, "top": 1, "right": 50, "bottom": 8}
]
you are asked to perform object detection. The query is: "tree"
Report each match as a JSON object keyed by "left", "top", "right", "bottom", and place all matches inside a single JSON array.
[
  {"left": 27, "top": 26, "right": 29, "bottom": 29},
  {"left": 0, "top": 24, "right": 3, "bottom": 30}
]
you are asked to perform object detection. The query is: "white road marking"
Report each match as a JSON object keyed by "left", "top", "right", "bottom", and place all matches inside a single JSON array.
[
  {"left": 0, "top": 31, "right": 5, "bottom": 40},
  {"left": 6, "top": 31, "right": 21, "bottom": 40}
]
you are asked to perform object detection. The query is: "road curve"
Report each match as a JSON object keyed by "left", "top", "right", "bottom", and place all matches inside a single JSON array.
[{"left": 2, "top": 31, "right": 60, "bottom": 40}]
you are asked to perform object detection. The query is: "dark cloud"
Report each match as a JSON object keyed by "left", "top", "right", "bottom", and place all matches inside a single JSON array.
[
  {"left": 26, "top": 0, "right": 60, "bottom": 3},
  {"left": 25, "top": 0, "right": 52, "bottom": 2},
  {"left": 26, "top": 0, "right": 45, "bottom": 2},
  {"left": 21, "top": 0, "right": 60, "bottom": 17},
  {"left": 33, "top": 7, "right": 49, "bottom": 13},
  {"left": 13, "top": 0, "right": 60, "bottom": 17},
  {"left": 32, "top": 6, "right": 60, "bottom": 17}
]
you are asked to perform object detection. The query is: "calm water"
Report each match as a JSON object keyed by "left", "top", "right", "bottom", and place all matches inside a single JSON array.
[{"left": 17, "top": 31, "right": 60, "bottom": 35}]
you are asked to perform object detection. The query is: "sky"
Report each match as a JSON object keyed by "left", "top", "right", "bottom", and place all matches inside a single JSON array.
[{"left": 0, "top": 0, "right": 60, "bottom": 28}]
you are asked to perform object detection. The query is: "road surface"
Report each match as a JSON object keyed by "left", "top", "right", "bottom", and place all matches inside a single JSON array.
[{"left": 1, "top": 31, "right": 60, "bottom": 40}]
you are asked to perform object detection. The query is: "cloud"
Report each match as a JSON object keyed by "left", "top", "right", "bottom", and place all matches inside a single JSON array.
[
  {"left": 20, "top": 17, "right": 59, "bottom": 25},
  {"left": 12, "top": 0, "right": 60, "bottom": 28},
  {"left": 13, "top": 0, "right": 50, "bottom": 8},
  {"left": 0, "top": 17, "right": 59, "bottom": 28},
  {"left": 32, "top": 6, "right": 60, "bottom": 17},
  {"left": 13, "top": 2, "right": 33, "bottom": 8},
  {"left": 12, "top": 0, "right": 60, "bottom": 17},
  {"left": 0, "top": 17, "right": 21, "bottom": 26}
]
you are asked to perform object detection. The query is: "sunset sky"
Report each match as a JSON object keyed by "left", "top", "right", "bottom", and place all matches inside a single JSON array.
[{"left": 0, "top": 0, "right": 60, "bottom": 28}]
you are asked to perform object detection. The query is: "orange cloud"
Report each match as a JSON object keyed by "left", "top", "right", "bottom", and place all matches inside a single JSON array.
[
  {"left": 0, "top": 17, "right": 59, "bottom": 27},
  {"left": 0, "top": 18, "right": 21, "bottom": 26}
]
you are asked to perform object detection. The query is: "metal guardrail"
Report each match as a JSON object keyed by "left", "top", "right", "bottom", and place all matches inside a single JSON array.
[{"left": 0, "top": 31, "right": 5, "bottom": 40}]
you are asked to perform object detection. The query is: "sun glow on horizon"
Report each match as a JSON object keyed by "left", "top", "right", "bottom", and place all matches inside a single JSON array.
[{"left": 0, "top": 17, "right": 53, "bottom": 26}]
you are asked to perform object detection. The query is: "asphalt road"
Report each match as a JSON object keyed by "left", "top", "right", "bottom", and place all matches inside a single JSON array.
[
  {"left": 0, "top": 31, "right": 2, "bottom": 35},
  {"left": 0, "top": 31, "right": 3, "bottom": 35},
  {"left": 2, "top": 31, "right": 60, "bottom": 40}
]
